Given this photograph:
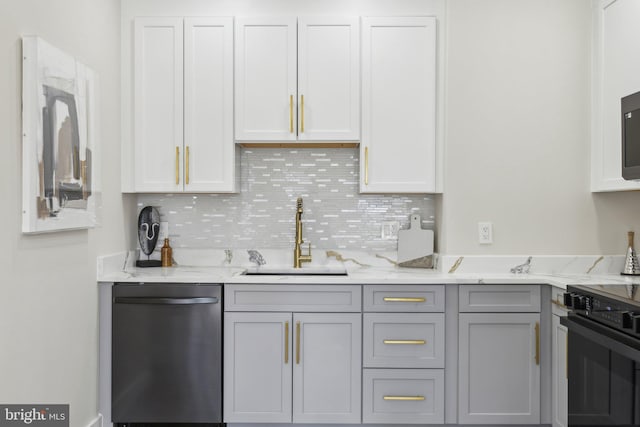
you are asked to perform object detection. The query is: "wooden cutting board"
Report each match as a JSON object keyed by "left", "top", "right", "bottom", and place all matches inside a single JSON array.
[{"left": 398, "top": 214, "right": 434, "bottom": 267}]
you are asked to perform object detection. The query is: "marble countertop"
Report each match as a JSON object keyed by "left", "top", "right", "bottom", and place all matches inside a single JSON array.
[{"left": 97, "top": 249, "right": 640, "bottom": 290}]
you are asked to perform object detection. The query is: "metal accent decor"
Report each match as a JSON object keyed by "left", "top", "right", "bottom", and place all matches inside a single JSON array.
[
  {"left": 137, "top": 206, "right": 162, "bottom": 267},
  {"left": 622, "top": 231, "right": 640, "bottom": 276}
]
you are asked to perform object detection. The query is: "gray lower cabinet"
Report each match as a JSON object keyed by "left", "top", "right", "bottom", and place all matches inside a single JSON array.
[
  {"left": 458, "top": 295, "right": 541, "bottom": 424},
  {"left": 362, "top": 284, "right": 445, "bottom": 424},
  {"left": 223, "top": 285, "right": 362, "bottom": 424},
  {"left": 224, "top": 312, "right": 292, "bottom": 423},
  {"left": 293, "top": 312, "right": 361, "bottom": 423}
]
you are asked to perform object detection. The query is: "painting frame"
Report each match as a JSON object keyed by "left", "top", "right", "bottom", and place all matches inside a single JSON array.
[{"left": 22, "top": 36, "right": 100, "bottom": 233}]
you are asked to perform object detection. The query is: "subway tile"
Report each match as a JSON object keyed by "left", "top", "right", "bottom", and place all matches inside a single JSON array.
[{"left": 137, "top": 148, "right": 435, "bottom": 250}]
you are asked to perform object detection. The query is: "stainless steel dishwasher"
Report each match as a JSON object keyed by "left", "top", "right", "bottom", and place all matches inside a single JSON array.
[{"left": 112, "top": 283, "right": 222, "bottom": 424}]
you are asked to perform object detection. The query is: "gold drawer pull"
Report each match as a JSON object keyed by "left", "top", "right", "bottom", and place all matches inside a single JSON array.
[
  {"left": 383, "top": 396, "right": 425, "bottom": 401},
  {"left": 383, "top": 297, "right": 426, "bottom": 303},
  {"left": 384, "top": 339, "right": 426, "bottom": 345}
]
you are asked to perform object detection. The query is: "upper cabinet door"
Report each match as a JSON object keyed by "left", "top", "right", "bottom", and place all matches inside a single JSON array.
[
  {"left": 134, "top": 17, "right": 184, "bottom": 192},
  {"left": 297, "top": 17, "right": 360, "bottom": 141},
  {"left": 184, "top": 17, "right": 236, "bottom": 192},
  {"left": 591, "top": 0, "right": 640, "bottom": 192},
  {"left": 235, "top": 17, "right": 297, "bottom": 141},
  {"left": 360, "top": 17, "right": 437, "bottom": 193}
]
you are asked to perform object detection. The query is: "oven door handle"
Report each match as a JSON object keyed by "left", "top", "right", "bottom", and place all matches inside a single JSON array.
[{"left": 561, "top": 314, "right": 640, "bottom": 362}]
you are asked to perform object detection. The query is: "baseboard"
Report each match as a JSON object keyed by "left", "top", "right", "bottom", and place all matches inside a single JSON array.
[{"left": 86, "top": 413, "right": 103, "bottom": 427}]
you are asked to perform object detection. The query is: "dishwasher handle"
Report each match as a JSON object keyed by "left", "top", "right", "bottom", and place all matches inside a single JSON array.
[{"left": 113, "top": 296, "right": 219, "bottom": 305}]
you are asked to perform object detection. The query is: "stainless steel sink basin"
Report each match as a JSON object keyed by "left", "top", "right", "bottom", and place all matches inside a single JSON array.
[{"left": 243, "top": 266, "right": 348, "bottom": 276}]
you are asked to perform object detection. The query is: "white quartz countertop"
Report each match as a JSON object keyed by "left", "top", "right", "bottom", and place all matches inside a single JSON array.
[{"left": 97, "top": 250, "right": 640, "bottom": 290}]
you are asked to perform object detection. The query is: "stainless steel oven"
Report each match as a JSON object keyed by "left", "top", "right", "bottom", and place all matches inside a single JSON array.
[{"left": 561, "top": 285, "right": 640, "bottom": 426}]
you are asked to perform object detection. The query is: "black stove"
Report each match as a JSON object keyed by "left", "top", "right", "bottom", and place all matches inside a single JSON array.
[
  {"left": 562, "top": 284, "right": 640, "bottom": 426},
  {"left": 564, "top": 284, "right": 640, "bottom": 339}
]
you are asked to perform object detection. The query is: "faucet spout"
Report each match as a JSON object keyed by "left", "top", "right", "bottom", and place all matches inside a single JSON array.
[{"left": 293, "top": 197, "right": 312, "bottom": 268}]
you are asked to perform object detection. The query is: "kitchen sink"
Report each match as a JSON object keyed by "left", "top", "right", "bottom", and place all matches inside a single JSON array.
[{"left": 243, "top": 266, "right": 348, "bottom": 276}]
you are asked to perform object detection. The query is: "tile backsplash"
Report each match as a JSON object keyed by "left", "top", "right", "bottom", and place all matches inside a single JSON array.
[{"left": 137, "top": 148, "right": 436, "bottom": 252}]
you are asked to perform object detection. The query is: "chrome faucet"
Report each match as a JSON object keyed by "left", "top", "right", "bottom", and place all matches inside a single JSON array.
[{"left": 294, "top": 197, "right": 312, "bottom": 268}]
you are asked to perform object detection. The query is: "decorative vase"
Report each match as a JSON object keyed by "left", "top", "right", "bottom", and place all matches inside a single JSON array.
[{"left": 622, "top": 231, "right": 640, "bottom": 276}]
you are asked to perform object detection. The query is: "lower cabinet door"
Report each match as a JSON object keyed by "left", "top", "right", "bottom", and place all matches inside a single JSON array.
[
  {"left": 458, "top": 313, "right": 541, "bottom": 424},
  {"left": 363, "top": 369, "right": 444, "bottom": 424},
  {"left": 293, "top": 313, "right": 362, "bottom": 423},
  {"left": 552, "top": 313, "right": 568, "bottom": 427},
  {"left": 223, "top": 312, "right": 292, "bottom": 423}
]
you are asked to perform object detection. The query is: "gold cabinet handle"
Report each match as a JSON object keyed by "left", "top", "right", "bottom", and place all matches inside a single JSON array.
[
  {"left": 289, "top": 94, "right": 294, "bottom": 133},
  {"left": 284, "top": 321, "right": 289, "bottom": 364},
  {"left": 535, "top": 321, "right": 540, "bottom": 366},
  {"left": 383, "top": 297, "right": 426, "bottom": 303},
  {"left": 296, "top": 321, "right": 301, "bottom": 364},
  {"left": 384, "top": 339, "right": 426, "bottom": 345},
  {"left": 364, "top": 147, "right": 369, "bottom": 185},
  {"left": 300, "top": 94, "right": 305, "bottom": 133},
  {"left": 185, "top": 146, "right": 190, "bottom": 185},
  {"left": 175, "top": 146, "right": 180, "bottom": 185},
  {"left": 383, "top": 396, "right": 425, "bottom": 401}
]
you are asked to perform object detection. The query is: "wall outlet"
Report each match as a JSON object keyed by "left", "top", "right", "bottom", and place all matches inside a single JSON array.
[
  {"left": 381, "top": 221, "right": 400, "bottom": 240},
  {"left": 478, "top": 222, "right": 493, "bottom": 244}
]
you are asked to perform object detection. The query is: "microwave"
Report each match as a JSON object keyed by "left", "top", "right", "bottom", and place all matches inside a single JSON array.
[{"left": 622, "top": 90, "right": 640, "bottom": 180}]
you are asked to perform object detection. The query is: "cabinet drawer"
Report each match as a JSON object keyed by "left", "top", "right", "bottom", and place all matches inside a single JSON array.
[
  {"left": 459, "top": 284, "right": 541, "bottom": 312},
  {"left": 224, "top": 284, "right": 361, "bottom": 312},
  {"left": 362, "top": 368, "right": 444, "bottom": 424},
  {"left": 363, "top": 285, "right": 444, "bottom": 312},
  {"left": 363, "top": 313, "right": 444, "bottom": 368}
]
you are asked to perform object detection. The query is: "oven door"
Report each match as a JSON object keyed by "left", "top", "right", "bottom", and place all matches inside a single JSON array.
[{"left": 561, "top": 314, "right": 640, "bottom": 426}]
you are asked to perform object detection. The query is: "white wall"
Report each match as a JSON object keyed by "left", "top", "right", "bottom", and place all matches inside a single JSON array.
[
  {"left": 442, "top": 0, "right": 640, "bottom": 255},
  {"left": 0, "top": 1, "right": 135, "bottom": 426}
]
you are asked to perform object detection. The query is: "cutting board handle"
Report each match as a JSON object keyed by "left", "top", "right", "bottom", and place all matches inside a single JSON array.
[{"left": 410, "top": 214, "right": 422, "bottom": 229}]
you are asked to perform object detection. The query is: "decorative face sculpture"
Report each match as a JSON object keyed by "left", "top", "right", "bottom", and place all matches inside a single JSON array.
[{"left": 138, "top": 206, "right": 161, "bottom": 257}]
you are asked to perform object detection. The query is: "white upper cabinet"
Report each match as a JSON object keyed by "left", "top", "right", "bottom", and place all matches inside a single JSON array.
[
  {"left": 297, "top": 17, "right": 360, "bottom": 141},
  {"left": 134, "top": 17, "right": 184, "bottom": 192},
  {"left": 591, "top": 0, "right": 640, "bottom": 191},
  {"left": 132, "top": 17, "right": 236, "bottom": 193},
  {"left": 360, "top": 17, "right": 437, "bottom": 193},
  {"left": 235, "top": 17, "right": 360, "bottom": 142},
  {"left": 235, "top": 17, "right": 297, "bottom": 141},
  {"left": 184, "top": 17, "right": 236, "bottom": 192}
]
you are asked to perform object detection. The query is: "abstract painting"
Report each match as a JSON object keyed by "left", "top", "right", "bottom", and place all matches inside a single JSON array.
[{"left": 22, "top": 37, "right": 99, "bottom": 233}]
